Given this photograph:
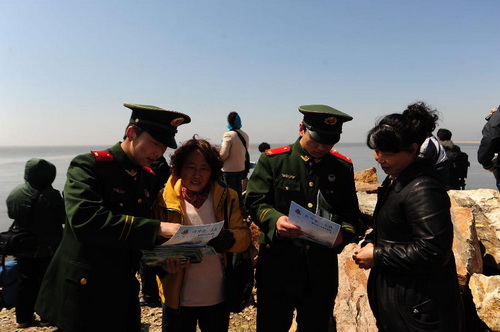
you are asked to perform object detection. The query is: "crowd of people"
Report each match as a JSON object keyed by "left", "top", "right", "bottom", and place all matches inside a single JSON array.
[{"left": 1, "top": 101, "right": 499, "bottom": 332}]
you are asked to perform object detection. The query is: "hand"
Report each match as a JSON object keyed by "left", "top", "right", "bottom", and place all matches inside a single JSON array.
[
  {"left": 276, "top": 216, "right": 304, "bottom": 238},
  {"left": 207, "top": 230, "right": 235, "bottom": 253},
  {"left": 353, "top": 243, "right": 375, "bottom": 269},
  {"left": 163, "top": 257, "right": 190, "bottom": 274},
  {"left": 159, "top": 222, "right": 180, "bottom": 238}
]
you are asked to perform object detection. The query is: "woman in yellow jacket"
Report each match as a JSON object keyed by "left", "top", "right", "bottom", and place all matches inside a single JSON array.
[{"left": 153, "top": 136, "right": 251, "bottom": 332}]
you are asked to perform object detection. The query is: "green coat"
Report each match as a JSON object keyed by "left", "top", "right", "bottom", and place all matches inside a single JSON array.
[
  {"left": 36, "top": 143, "right": 161, "bottom": 332},
  {"left": 245, "top": 139, "right": 361, "bottom": 298}
]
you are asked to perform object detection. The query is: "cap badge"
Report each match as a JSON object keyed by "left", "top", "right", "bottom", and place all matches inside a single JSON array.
[
  {"left": 324, "top": 116, "right": 337, "bottom": 125},
  {"left": 328, "top": 174, "right": 336, "bottom": 182},
  {"left": 171, "top": 117, "right": 185, "bottom": 127}
]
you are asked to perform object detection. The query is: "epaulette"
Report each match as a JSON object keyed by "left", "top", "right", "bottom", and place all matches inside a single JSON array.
[
  {"left": 265, "top": 146, "right": 291, "bottom": 156},
  {"left": 142, "top": 166, "right": 156, "bottom": 176},
  {"left": 91, "top": 151, "right": 114, "bottom": 162},
  {"left": 330, "top": 150, "right": 352, "bottom": 163}
]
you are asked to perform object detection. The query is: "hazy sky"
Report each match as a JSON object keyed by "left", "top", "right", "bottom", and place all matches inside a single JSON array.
[{"left": 1, "top": 0, "right": 499, "bottom": 146}]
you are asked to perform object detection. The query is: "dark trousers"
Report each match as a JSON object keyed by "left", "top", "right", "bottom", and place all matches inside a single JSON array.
[
  {"left": 162, "top": 302, "right": 229, "bottom": 332},
  {"left": 256, "top": 288, "right": 335, "bottom": 332},
  {"left": 222, "top": 171, "right": 244, "bottom": 199},
  {"left": 16, "top": 256, "right": 52, "bottom": 323},
  {"left": 494, "top": 168, "right": 500, "bottom": 191},
  {"left": 139, "top": 261, "right": 160, "bottom": 304}
]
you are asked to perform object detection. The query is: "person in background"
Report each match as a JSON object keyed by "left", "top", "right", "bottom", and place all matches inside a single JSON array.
[
  {"left": 220, "top": 112, "right": 250, "bottom": 200},
  {"left": 353, "top": 102, "right": 465, "bottom": 331},
  {"left": 258, "top": 142, "right": 271, "bottom": 153},
  {"left": 6, "top": 158, "right": 65, "bottom": 328},
  {"left": 478, "top": 105, "right": 500, "bottom": 191},
  {"left": 35, "top": 103, "right": 190, "bottom": 332},
  {"left": 153, "top": 136, "right": 251, "bottom": 332},
  {"left": 418, "top": 126, "right": 448, "bottom": 185},
  {"left": 436, "top": 128, "right": 470, "bottom": 190},
  {"left": 245, "top": 104, "right": 362, "bottom": 332}
]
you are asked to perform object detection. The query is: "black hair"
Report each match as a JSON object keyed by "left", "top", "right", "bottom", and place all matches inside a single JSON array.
[
  {"left": 366, "top": 101, "right": 440, "bottom": 153},
  {"left": 258, "top": 142, "right": 271, "bottom": 152},
  {"left": 170, "top": 135, "right": 223, "bottom": 183},
  {"left": 436, "top": 128, "right": 452, "bottom": 141},
  {"left": 123, "top": 124, "right": 144, "bottom": 140},
  {"left": 227, "top": 112, "right": 240, "bottom": 128}
]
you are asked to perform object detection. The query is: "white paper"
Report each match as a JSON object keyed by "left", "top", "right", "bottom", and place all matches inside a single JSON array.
[
  {"left": 288, "top": 201, "right": 341, "bottom": 247},
  {"left": 162, "top": 221, "right": 224, "bottom": 246}
]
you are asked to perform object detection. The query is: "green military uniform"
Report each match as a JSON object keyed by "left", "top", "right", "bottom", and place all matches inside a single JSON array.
[
  {"left": 245, "top": 105, "right": 361, "bottom": 332},
  {"left": 35, "top": 104, "right": 190, "bottom": 332}
]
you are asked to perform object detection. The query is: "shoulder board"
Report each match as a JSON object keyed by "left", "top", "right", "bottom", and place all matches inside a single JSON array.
[
  {"left": 330, "top": 150, "right": 352, "bottom": 163},
  {"left": 265, "top": 146, "right": 291, "bottom": 156},
  {"left": 142, "top": 166, "right": 156, "bottom": 176},
  {"left": 91, "top": 151, "right": 114, "bottom": 162}
]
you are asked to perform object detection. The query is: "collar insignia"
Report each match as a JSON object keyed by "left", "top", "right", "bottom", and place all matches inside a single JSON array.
[{"left": 281, "top": 173, "right": 296, "bottom": 179}]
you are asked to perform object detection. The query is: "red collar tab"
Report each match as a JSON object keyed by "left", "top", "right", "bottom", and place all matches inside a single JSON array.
[
  {"left": 265, "top": 146, "right": 291, "bottom": 156},
  {"left": 142, "top": 166, "right": 156, "bottom": 176},
  {"left": 329, "top": 150, "right": 352, "bottom": 163},
  {"left": 91, "top": 151, "right": 114, "bottom": 162}
]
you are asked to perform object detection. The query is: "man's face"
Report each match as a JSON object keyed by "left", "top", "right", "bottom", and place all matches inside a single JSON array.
[
  {"left": 299, "top": 125, "right": 334, "bottom": 159},
  {"left": 128, "top": 129, "right": 167, "bottom": 167}
]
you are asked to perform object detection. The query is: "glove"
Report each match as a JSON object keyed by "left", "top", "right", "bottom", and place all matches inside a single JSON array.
[{"left": 207, "top": 230, "right": 236, "bottom": 253}]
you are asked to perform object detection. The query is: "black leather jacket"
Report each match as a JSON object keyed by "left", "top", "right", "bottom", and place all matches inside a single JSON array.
[
  {"left": 367, "top": 159, "right": 465, "bottom": 332},
  {"left": 478, "top": 109, "right": 500, "bottom": 169}
]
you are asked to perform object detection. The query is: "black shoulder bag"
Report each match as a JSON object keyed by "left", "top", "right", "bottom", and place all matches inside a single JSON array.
[
  {"left": 223, "top": 198, "right": 254, "bottom": 313},
  {"left": 232, "top": 130, "right": 251, "bottom": 179}
]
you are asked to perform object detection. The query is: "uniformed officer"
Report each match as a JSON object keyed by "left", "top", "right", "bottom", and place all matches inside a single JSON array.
[
  {"left": 245, "top": 104, "right": 362, "bottom": 332},
  {"left": 35, "top": 103, "right": 190, "bottom": 332}
]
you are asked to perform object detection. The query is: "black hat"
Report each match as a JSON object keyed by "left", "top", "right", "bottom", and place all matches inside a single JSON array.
[
  {"left": 299, "top": 104, "right": 353, "bottom": 145},
  {"left": 124, "top": 103, "right": 191, "bottom": 149}
]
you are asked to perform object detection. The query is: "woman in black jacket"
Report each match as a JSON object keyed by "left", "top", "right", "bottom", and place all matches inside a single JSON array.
[{"left": 353, "top": 102, "right": 465, "bottom": 331}]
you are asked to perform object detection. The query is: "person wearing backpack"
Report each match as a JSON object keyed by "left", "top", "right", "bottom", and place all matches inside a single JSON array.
[
  {"left": 478, "top": 105, "right": 500, "bottom": 191},
  {"left": 220, "top": 112, "right": 250, "bottom": 200},
  {"left": 437, "top": 128, "right": 470, "bottom": 190}
]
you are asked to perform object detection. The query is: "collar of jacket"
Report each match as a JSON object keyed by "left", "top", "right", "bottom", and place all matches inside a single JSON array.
[
  {"left": 108, "top": 142, "right": 142, "bottom": 173},
  {"left": 160, "top": 176, "right": 228, "bottom": 216},
  {"left": 386, "top": 159, "right": 439, "bottom": 193}
]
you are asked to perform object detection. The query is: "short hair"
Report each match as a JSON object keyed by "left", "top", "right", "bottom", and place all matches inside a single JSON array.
[
  {"left": 258, "top": 142, "right": 271, "bottom": 152},
  {"left": 366, "top": 101, "right": 440, "bottom": 153},
  {"left": 123, "top": 124, "right": 144, "bottom": 140},
  {"left": 436, "top": 128, "right": 452, "bottom": 141},
  {"left": 170, "top": 135, "right": 223, "bottom": 183}
]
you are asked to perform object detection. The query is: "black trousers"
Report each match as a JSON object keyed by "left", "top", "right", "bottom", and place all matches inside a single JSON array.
[
  {"left": 16, "top": 255, "right": 52, "bottom": 324},
  {"left": 162, "top": 302, "right": 229, "bottom": 332}
]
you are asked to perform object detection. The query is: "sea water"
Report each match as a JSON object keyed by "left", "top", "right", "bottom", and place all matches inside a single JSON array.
[{"left": 0, "top": 143, "right": 496, "bottom": 230}]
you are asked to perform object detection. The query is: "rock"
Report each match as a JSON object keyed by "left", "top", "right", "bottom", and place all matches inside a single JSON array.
[
  {"left": 450, "top": 206, "right": 483, "bottom": 288},
  {"left": 355, "top": 168, "right": 380, "bottom": 193},
  {"left": 356, "top": 192, "right": 377, "bottom": 220},
  {"left": 469, "top": 273, "right": 500, "bottom": 331},
  {"left": 449, "top": 189, "right": 500, "bottom": 271},
  {"left": 334, "top": 243, "right": 377, "bottom": 332}
]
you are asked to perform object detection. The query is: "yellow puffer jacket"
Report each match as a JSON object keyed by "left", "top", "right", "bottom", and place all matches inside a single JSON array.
[{"left": 152, "top": 176, "right": 251, "bottom": 310}]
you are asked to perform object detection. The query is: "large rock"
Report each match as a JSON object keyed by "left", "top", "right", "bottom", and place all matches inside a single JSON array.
[
  {"left": 449, "top": 189, "right": 500, "bottom": 271},
  {"left": 469, "top": 274, "right": 500, "bottom": 331},
  {"left": 334, "top": 243, "right": 377, "bottom": 332},
  {"left": 355, "top": 168, "right": 380, "bottom": 193},
  {"left": 450, "top": 206, "right": 483, "bottom": 288}
]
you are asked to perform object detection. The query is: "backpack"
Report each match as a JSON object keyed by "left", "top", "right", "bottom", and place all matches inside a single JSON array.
[
  {"left": 232, "top": 130, "right": 251, "bottom": 178},
  {"left": 445, "top": 147, "right": 470, "bottom": 189}
]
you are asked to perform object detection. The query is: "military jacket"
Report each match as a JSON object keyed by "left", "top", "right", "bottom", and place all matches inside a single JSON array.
[
  {"left": 245, "top": 139, "right": 360, "bottom": 296},
  {"left": 36, "top": 142, "right": 162, "bottom": 332}
]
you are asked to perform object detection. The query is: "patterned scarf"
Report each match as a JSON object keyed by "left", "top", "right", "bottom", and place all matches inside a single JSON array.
[{"left": 181, "top": 184, "right": 211, "bottom": 209}]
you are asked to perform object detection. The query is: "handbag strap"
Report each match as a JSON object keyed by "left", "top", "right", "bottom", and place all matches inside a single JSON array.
[{"left": 232, "top": 130, "right": 248, "bottom": 153}]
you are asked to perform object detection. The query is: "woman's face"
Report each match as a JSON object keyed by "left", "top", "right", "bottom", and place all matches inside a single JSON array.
[
  {"left": 180, "top": 149, "right": 212, "bottom": 192},
  {"left": 373, "top": 144, "right": 418, "bottom": 177}
]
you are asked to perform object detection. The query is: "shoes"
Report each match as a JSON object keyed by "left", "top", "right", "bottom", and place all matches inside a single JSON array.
[
  {"left": 40, "top": 320, "right": 52, "bottom": 326},
  {"left": 17, "top": 322, "right": 32, "bottom": 328},
  {"left": 139, "top": 297, "right": 162, "bottom": 308}
]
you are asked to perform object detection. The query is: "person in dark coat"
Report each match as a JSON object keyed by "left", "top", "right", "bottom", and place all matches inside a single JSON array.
[
  {"left": 478, "top": 105, "right": 500, "bottom": 191},
  {"left": 245, "top": 104, "right": 362, "bottom": 332},
  {"left": 6, "top": 158, "right": 65, "bottom": 328},
  {"left": 353, "top": 102, "right": 465, "bottom": 331},
  {"left": 35, "top": 103, "right": 190, "bottom": 332}
]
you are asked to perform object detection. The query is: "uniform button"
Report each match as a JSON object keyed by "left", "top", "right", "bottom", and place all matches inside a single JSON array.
[
  {"left": 309, "top": 182, "right": 314, "bottom": 187},
  {"left": 306, "top": 245, "right": 311, "bottom": 250},
  {"left": 80, "top": 278, "right": 88, "bottom": 285},
  {"left": 285, "top": 186, "right": 289, "bottom": 190},
  {"left": 266, "top": 244, "right": 271, "bottom": 249},
  {"left": 119, "top": 203, "right": 124, "bottom": 207},
  {"left": 137, "top": 198, "right": 143, "bottom": 204},
  {"left": 307, "top": 203, "right": 313, "bottom": 208}
]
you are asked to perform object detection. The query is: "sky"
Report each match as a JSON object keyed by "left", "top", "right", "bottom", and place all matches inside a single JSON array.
[{"left": 1, "top": 0, "right": 499, "bottom": 146}]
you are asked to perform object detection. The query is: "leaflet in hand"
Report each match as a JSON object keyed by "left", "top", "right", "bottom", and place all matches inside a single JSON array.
[
  {"left": 288, "top": 201, "right": 340, "bottom": 247},
  {"left": 161, "top": 220, "right": 224, "bottom": 246}
]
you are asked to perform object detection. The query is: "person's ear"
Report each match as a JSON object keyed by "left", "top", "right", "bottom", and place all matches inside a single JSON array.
[
  {"left": 410, "top": 143, "right": 419, "bottom": 155},
  {"left": 125, "top": 126, "right": 136, "bottom": 141},
  {"left": 298, "top": 122, "right": 306, "bottom": 137}
]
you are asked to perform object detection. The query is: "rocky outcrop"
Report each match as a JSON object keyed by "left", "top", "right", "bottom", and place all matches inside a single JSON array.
[
  {"left": 469, "top": 274, "right": 500, "bottom": 331},
  {"left": 354, "top": 167, "right": 380, "bottom": 193}
]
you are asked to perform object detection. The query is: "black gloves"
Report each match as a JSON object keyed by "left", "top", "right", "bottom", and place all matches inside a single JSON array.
[{"left": 207, "top": 230, "right": 236, "bottom": 253}]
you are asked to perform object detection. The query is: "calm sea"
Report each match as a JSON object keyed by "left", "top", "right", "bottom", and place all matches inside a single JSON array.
[{"left": 0, "top": 143, "right": 495, "bottom": 230}]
